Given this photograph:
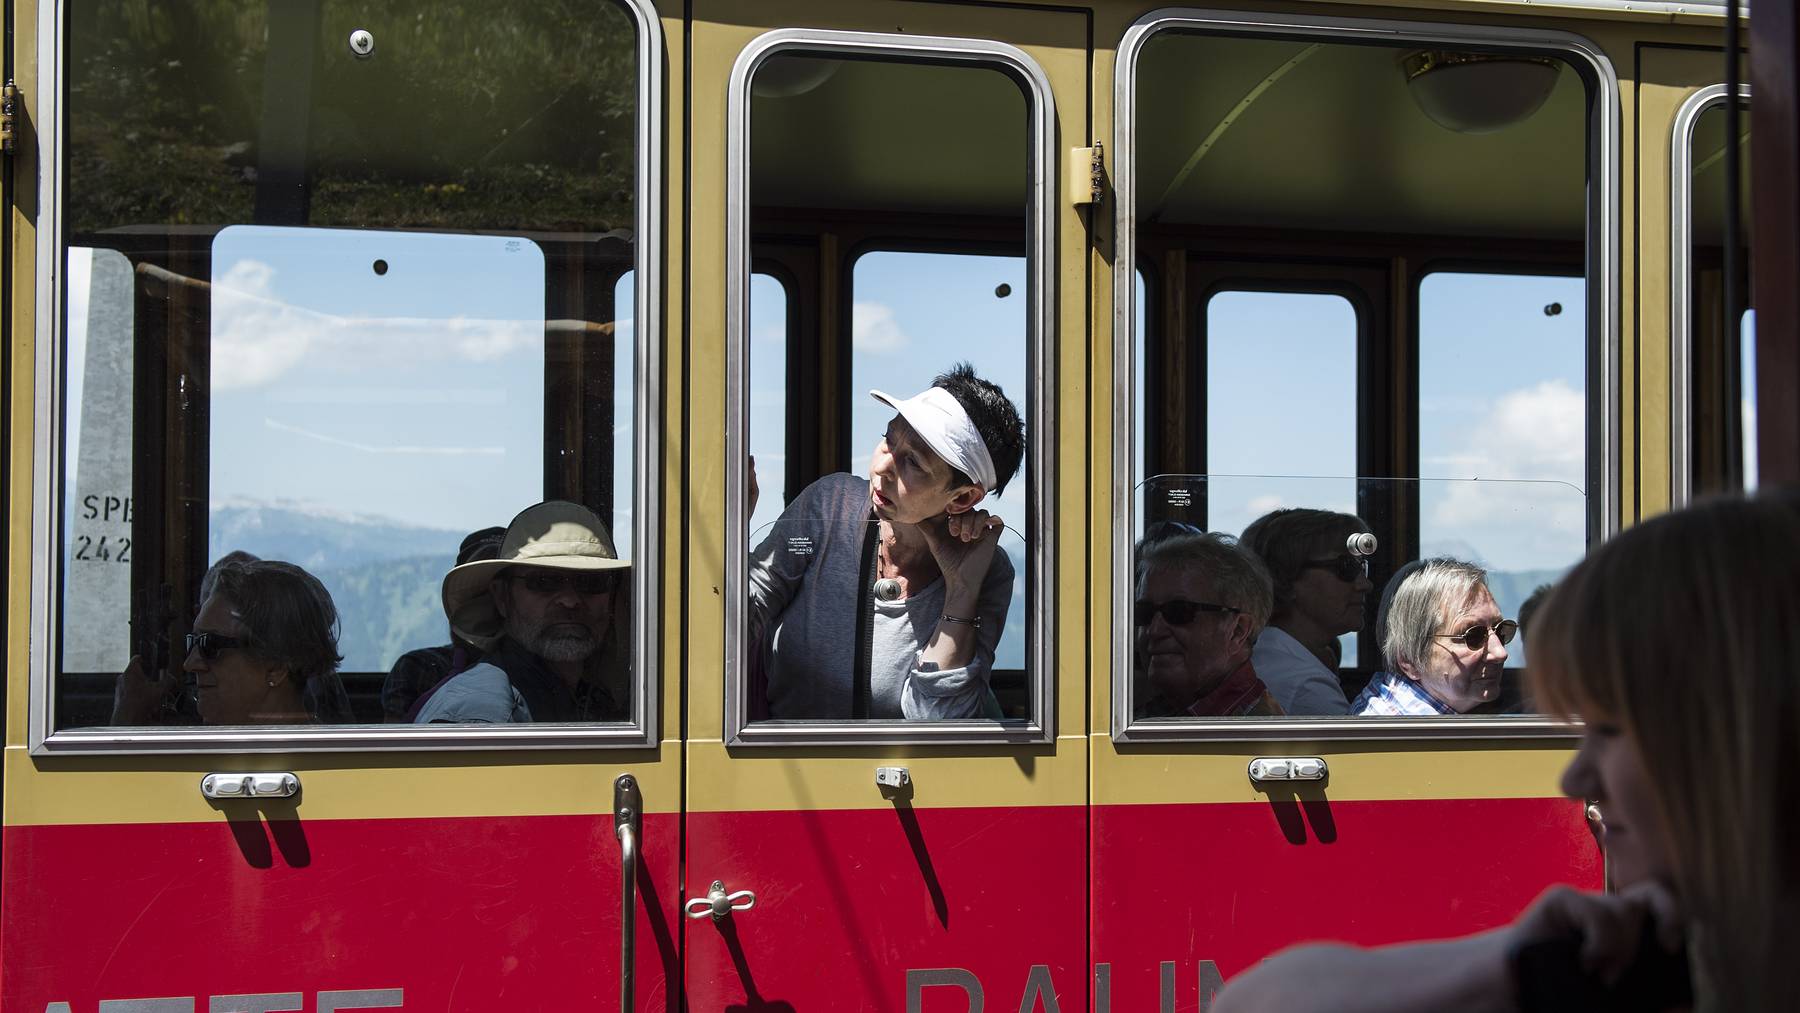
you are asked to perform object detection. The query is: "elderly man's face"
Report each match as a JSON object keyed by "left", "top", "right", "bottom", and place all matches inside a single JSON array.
[
  {"left": 1136, "top": 565, "right": 1252, "bottom": 709},
  {"left": 493, "top": 566, "right": 616, "bottom": 663},
  {"left": 1401, "top": 585, "right": 1508, "bottom": 712}
]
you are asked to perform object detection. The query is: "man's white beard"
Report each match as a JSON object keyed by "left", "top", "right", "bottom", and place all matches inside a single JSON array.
[
  {"left": 535, "top": 632, "right": 596, "bottom": 663},
  {"left": 511, "top": 620, "right": 597, "bottom": 663}
]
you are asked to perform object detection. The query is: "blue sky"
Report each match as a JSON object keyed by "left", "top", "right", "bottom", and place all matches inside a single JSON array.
[{"left": 207, "top": 226, "right": 553, "bottom": 541}]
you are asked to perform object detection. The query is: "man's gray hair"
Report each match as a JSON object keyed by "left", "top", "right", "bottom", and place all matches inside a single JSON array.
[
  {"left": 1137, "top": 532, "right": 1274, "bottom": 636},
  {"left": 1383, "top": 557, "right": 1489, "bottom": 672}
]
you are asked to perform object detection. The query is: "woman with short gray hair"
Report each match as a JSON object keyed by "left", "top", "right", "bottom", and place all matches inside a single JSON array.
[{"left": 1352, "top": 557, "right": 1514, "bottom": 715}]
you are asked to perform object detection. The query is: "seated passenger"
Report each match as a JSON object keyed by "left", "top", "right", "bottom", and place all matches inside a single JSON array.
[
  {"left": 382, "top": 525, "right": 505, "bottom": 721},
  {"left": 1135, "top": 532, "right": 1283, "bottom": 718},
  {"left": 747, "top": 362, "right": 1025, "bottom": 720},
  {"left": 1352, "top": 558, "right": 1513, "bottom": 715},
  {"left": 112, "top": 554, "right": 349, "bottom": 725},
  {"left": 415, "top": 501, "right": 630, "bottom": 724},
  {"left": 1240, "top": 508, "right": 1374, "bottom": 715}
]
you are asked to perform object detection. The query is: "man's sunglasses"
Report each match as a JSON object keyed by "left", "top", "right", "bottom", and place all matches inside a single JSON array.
[
  {"left": 1301, "top": 555, "right": 1369, "bottom": 583},
  {"left": 185, "top": 631, "right": 245, "bottom": 661},
  {"left": 1434, "top": 619, "right": 1519, "bottom": 652},
  {"left": 512, "top": 570, "right": 617, "bottom": 596},
  {"left": 1135, "top": 598, "right": 1241, "bottom": 627}
]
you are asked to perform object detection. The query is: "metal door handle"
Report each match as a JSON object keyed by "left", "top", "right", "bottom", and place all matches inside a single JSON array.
[
  {"left": 685, "top": 880, "right": 757, "bottom": 921},
  {"left": 614, "top": 774, "right": 642, "bottom": 1012}
]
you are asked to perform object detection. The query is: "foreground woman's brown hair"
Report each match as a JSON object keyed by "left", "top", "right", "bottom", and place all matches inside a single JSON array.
[
  {"left": 1529, "top": 491, "right": 1800, "bottom": 1011},
  {"left": 1214, "top": 491, "right": 1800, "bottom": 1013}
]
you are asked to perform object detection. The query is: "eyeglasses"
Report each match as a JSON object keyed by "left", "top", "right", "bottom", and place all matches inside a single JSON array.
[
  {"left": 512, "top": 570, "right": 616, "bottom": 596},
  {"left": 1301, "top": 555, "right": 1369, "bottom": 583},
  {"left": 1135, "top": 598, "right": 1242, "bottom": 627},
  {"left": 184, "top": 631, "right": 245, "bottom": 661},
  {"left": 1434, "top": 619, "right": 1519, "bottom": 652}
]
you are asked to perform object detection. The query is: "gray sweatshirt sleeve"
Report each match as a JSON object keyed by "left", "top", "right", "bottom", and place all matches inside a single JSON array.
[
  {"left": 746, "top": 478, "right": 833, "bottom": 651},
  {"left": 900, "top": 548, "right": 1014, "bottom": 720}
]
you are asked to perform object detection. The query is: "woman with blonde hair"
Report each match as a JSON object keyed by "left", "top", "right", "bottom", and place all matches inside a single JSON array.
[{"left": 1215, "top": 491, "right": 1800, "bottom": 1013}]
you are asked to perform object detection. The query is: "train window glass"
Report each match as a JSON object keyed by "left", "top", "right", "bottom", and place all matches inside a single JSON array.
[
  {"left": 48, "top": 0, "right": 654, "bottom": 741},
  {"left": 1418, "top": 270, "right": 1585, "bottom": 670},
  {"left": 1122, "top": 20, "right": 1599, "bottom": 730},
  {"left": 1681, "top": 97, "right": 1753, "bottom": 497},
  {"left": 1135, "top": 268, "right": 1149, "bottom": 480},
  {"left": 1743, "top": 309, "right": 1757, "bottom": 489},
  {"left": 207, "top": 225, "right": 548, "bottom": 676},
  {"left": 748, "top": 272, "right": 794, "bottom": 541},
  {"left": 733, "top": 47, "right": 1045, "bottom": 736},
  {"left": 1205, "top": 290, "right": 1359, "bottom": 665}
]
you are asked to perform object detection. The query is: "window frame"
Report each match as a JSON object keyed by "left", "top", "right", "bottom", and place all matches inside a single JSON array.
[
  {"left": 29, "top": 0, "right": 667, "bottom": 753},
  {"left": 723, "top": 29, "right": 1057, "bottom": 747},
  {"left": 1111, "top": 7, "right": 1620, "bottom": 742},
  {"left": 1669, "top": 83, "right": 1751, "bottom": 506}
]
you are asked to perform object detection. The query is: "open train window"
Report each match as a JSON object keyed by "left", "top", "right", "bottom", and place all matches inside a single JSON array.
[
  {"left": 1672, "top": 87, "right": 1753, "bottom": 501},
  {"left": 724, "top": 31, "right": 1055, "bottom": 745},
  {"left": 1114, "top": 11, "right": 1616, "bottom": 737},
  {"left": 35, "top": 0, "right": 664, "bottom": 751}
]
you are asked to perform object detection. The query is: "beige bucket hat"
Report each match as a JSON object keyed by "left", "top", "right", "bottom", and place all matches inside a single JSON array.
[{"left": 441, "top": 500, "right": 630, "bottom": 650}]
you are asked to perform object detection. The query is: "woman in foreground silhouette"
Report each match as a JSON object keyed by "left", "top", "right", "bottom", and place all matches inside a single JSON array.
[{"left": 1215, "top": 492, "right": 1800, "bottom": 1013}]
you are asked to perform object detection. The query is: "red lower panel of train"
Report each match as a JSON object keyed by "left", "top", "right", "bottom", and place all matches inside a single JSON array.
[
  {"left": 1, "top": 796, "right": 1599, "bottom": 1011},
  {"left": 1, "top": 812, "right": 681, "bottom": 1011},
  {"left": 1092, "top": 796, "right": 1605, "bottom": 1012}
]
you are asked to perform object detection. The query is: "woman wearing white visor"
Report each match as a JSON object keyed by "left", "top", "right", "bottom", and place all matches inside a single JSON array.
[{"left": 747, "top": 363, "right": 1025, "bottom": 720}]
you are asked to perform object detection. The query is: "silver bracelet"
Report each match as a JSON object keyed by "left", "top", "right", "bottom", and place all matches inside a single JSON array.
[{"left": 939, "top": 613, "right": 982, "bottom": 629}]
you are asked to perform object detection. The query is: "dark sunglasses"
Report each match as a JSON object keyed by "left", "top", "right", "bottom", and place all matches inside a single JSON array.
[
  {"left": 1301, "top": 555, "right": 1369, "bottom": 583},
  {"left": 1434, "top": 619, "right": 1519, "bottom": 652},
  {"left": 512, "top": 570, "right": 617, "bottom": 596},
  {"left": 184, "top": 631, "right": 245, "bottom": 661},
  {"left": 1134, "top": 598, "right": 1241, "bottom": 627}
]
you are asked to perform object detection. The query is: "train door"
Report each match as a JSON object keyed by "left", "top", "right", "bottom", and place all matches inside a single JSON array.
[
  {"left": 1094, "top": 9, "right": 1614, "bottom": 1006},
  {"left": 685, "top": 2, "right": 1091, "bottom": 1008},
  {"left": 3, "top": 1, "right": 682, "bottom": 1009}
]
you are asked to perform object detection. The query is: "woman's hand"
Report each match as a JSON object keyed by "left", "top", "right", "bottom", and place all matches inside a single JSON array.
[
  {"left": 1506, "top": 881, "right": 1685, "bottom": 989},
  {"left": 111, "top": 655, "right": 177, "bottom": 726},
  {"left": 919, "top": 508, "right": 1005, "bottom": 599}
]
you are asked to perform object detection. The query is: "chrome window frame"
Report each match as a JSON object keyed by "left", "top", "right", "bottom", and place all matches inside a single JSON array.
[
  {"left": 1669, "top": 83, "right": 1750, "bottom": 507},
  {"left": 723, "top": 29, "right": 1057, "bottom": 747},
  {"left": 29, "top": 0, "right": 666, "bottom": 754},
  {"left": 1111, "top": 8, "right": 1619, "bottom": 743}
]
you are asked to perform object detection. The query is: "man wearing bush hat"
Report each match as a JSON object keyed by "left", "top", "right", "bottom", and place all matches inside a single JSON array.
[{"left": 415, "top": 500, "right": 630, "bottom": 724}]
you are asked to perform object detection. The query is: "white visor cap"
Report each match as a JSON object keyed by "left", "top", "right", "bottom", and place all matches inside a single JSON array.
[{"left": 870, "top": 386, "right": 999, "bottom": 492}]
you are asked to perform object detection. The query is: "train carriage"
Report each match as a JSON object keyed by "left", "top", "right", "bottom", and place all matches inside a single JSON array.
[{"left": 0, "top": 0, "right": 1775, "bottom": 1009}]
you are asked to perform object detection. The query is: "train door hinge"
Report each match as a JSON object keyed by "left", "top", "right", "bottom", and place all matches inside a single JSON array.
[
  {"left": 1069, "top": 141, "right": 1105, "bottom": 206},
  {"left": 1, "top": 80, "right": 19, "bottom": 153}
]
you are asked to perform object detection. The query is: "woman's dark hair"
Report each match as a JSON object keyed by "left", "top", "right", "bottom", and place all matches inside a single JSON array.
[
  {"left": 933, "top": 362, "right": 1026, "bottom": 496},
  {"left": 206, "top": 559, "right": 343, "bottom": 687},
  {"left": 1240, "top": 508, "right": 1370, "bottom": 621}
]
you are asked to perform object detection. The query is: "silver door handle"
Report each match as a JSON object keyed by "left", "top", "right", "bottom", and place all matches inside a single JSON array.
[
  {"left": 614, "top": 774, "right": 642, "bottom": 1012},
  {"left": 685, "top": 880, "right": 757, "bottom": 921}
]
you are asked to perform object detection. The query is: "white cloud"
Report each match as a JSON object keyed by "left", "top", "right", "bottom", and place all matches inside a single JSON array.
[
  {"left": 852, "top": 302, "right": 909, "bottom": 354},
  {"left": 1429, "top": 379, "right": 1586, "bottom": 570},
  {"left": 209, "top": 258, "right": 545, "bottom": 391}
]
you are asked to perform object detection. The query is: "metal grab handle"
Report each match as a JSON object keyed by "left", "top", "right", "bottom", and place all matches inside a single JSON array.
[
  {"left": 685, "top": 880, "right": 757, "bottom": 921},
  {"left": 614, "top": 774, "right": 642, "bottom": 1013}
]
